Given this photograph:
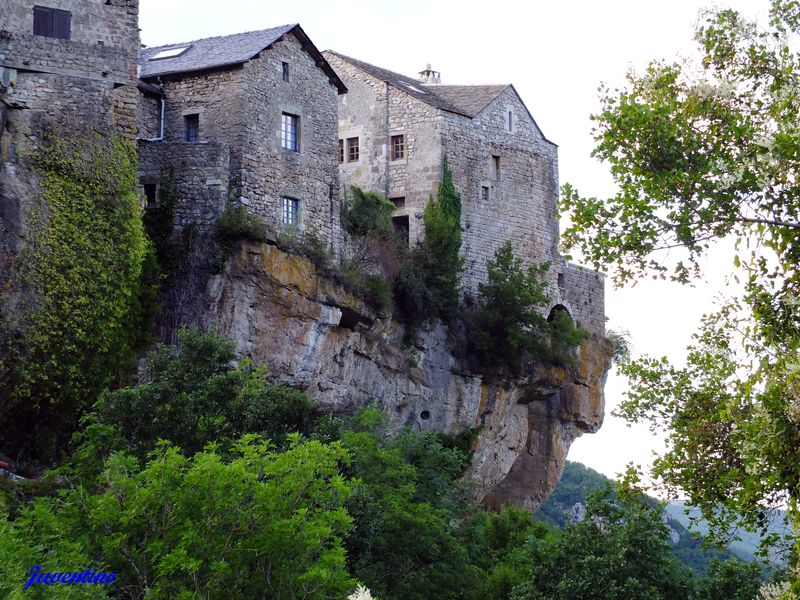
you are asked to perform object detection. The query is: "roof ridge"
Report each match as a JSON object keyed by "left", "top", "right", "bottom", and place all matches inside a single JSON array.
[{"left": 142, "top": 23, "right": 297, "bottom": 52}]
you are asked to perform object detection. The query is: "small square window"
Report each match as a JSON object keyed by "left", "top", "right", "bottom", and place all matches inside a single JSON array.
[
  {"left": 281, "top": 197, "right": 299, "bottom": 226},
  {"left": 347, "top": 137, "right": 359, "bottom": 162},
  {"left": 390, "top": 196, "right": 405, "bottom": 209},
  {"left": 33, "top": 6, "right": 71, "bottom": 40},
  {"left": 143, "top": 183, "right": 157, "bottom": 207},
  {"left": 481, "top": 186, "right": 489, "bottom": 202},
  {"left": 338, "top": 139, "right": 344, "bottom": 164},
  {"left": 391, "top": 134, "right": 405, "bottom": 160},
  {"left": 185, "top": 114, "right": 199, "bottom": 142},
  {"left": 282, "top": 62, "right": 290, "bottom": 82},
  {"left": 282, "top": 113, "right": 299, "bottom": 151}
]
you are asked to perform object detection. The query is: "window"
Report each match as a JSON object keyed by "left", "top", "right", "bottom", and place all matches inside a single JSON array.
[
  {"left": 33, "top": 6, "right": 71, "bottom": 40},
  {"left": 338, "top": 139, "right": 344, "bottom": 164},
  {"left": 391, "top": 134, "right": 405, "bottom": 160},
  {"left": 143, "top": 183, "right": 157, "bottom": 207},
  {"left": 347, "top": 137, "right": 359, "bottom": 162},
  {"left": 149, "top": 46, "right": 191, "bottom": 60},
  {"left": 481, "top": 186, "right": 489, "bottom": 202},
  {"left": 507, "top": 110, "right": 513, "bottom": 132},
  {"left": 282, "top": 62, "right": 290, "bottom": 82},
  {"left": 184, "top": 114, "right": 199, "bottom": 142},
  {"left": 281, "top": 197, "right": 299, "bottom": 226},
  {"left": 390, "top": 196, "right": 405, "bottom": 209},
  {"left": 493, "top": 155, "right": 501, "bottom": 179},
  {"left": 282, "top": 113, "right": 299, "bottom": 151}
]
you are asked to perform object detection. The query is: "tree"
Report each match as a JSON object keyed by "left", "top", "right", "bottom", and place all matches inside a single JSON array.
[
  {"left": 510, "top": 487, "right": 694, "bottom": 600},
  {"left": 474, "top": 241, "right": 586, "bottom": 370},
  {"left": 558, "top": 0, "right": 800, "bottom": 583}
]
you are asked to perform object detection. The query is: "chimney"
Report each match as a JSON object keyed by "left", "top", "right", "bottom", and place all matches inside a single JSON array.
[{"left": 419, "top": 63, "right": 441, "bottom": 85}]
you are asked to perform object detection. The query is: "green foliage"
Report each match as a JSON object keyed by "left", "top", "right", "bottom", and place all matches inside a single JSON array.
[
  {"left": 696, "top": 558, "right": 764, "bottom": 600},
  {"left": 76, "top": 328, "right": 315, "bottom": 464},
  {"left": 474, "top": 241, "right": 586, "bottom": 371},
  {"left": 512, "top": 487, "right": 696, "bottom": 600},
  {"left": 0, "top": 134, "right": 148, "bottom": 463},
  {"left": 215, "top": 204, "right": 267, "bottom": 244},
  {"left": 395, "top": 157, "right": 464, "bottom": 324},
  {"left": 3, "top": 436, "right": 354, "bottom": 599},
  {"left": 341, "top": 187, "right": 396, "bottom": 238},
  {"left": 277, "top": 227, "right": 333, "bottom": 270},
  {"left": 557, "top": 0, "right": 800, "bottom": 573}
]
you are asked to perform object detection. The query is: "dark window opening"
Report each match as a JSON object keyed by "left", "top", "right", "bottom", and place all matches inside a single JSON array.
[
  {"left": 419, "top": 410, "right": 431, "bottom": 421},
  {"left": 557, "top": 272, "right": 565, "bottom": 288},
  {"left": 282, "top": 62, "right": 290, "bottom": 82},
  {"left": 392, "top": 215, "right": 410, "bottom": 247},
  {"left": 547, "top": 304, "right": 571, "bottom": 323},
  {"left": 493, "top": 155, "right": 501, "bottom": 179},
  {"left": 338, "top": 139, "right": 344, "bottom": 163},
  {"left": 143, "top": 183, "right": 157, "bottom": 207},
  {"left": 390, "top": 196, "right": 405, "bottom": 209},
  {"left": 33, "top": 6, "right": 71, "bottom": 40},
  {"left": 184, "top": 114, "right": 199, "bottom": 142},
  {"left": 507, "top": 110, "right": 513, "bottom": 131},
  {"left": 282, "top": 113, "right": 299, "bottom": 151},
  {"left": 481, "top": 186, "right": 489, "bottom": 202},
  {"left": 347, "top": 137, "right": 359, "bottom": 162},
  {"left": 391, "top": 134, "right": 405, "bottom": 160}
]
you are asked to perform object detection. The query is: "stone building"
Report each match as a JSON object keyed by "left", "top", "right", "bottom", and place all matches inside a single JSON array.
[
  {"left": 323, "top": 52, "right": 604, "bottom": 334},
  {"left": 136, "top": 25, "right": 346, "bottom": 244},
  {"left": 0, "top": 0, "right": 140, "bottom": 283}
]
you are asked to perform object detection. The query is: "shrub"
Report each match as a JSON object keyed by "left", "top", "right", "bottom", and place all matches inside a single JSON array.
[
  {"left": 341, "top": 187, "right": 396, "bottom": 237},
  {"left": 474, "top": 241, "right": 586, "bottom": 371},
  {"left": 215, "top": 204, "right": 267, "bottom": 244}
]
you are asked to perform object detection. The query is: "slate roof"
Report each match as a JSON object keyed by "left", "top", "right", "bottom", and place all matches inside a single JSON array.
[
  {"left": 139, "top": 24, "right": 346, "bottom": 94},
  {"left": 323, "top": 51, "right": 509, "bottom": 118}
]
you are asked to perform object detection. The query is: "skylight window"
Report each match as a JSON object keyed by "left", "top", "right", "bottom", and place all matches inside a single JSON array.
[
  {"left": 399, "top": 81, "right": 426, "bottom": 94},
  {"left": 149, "top": 46, "right": 191, "bottom": 61}
]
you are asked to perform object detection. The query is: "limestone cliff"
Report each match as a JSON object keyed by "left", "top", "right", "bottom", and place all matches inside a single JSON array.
[{"left": 201, "top": 241, "right": 612, "bottom": 509}]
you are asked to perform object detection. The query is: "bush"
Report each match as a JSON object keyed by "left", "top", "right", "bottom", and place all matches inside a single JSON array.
[
  {"left": 215, "top": 204, "right": 267, "bottom": 244},
  {"left": 474, "top": 241, "right": 586, "bottom": 371},
  {"left": 277, "top": 227, "right": 332, "bottom": 270},
  {"left": 341, "top": 187, "right": 396, "bottom": 237}
]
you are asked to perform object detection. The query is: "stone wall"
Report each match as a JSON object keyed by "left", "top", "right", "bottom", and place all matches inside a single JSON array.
[
  {"left": 138, "top": 141, "right": 231, "bottom": 229},
  {"left": 240, "top": 34, "right": 341, "bottom": 245}
]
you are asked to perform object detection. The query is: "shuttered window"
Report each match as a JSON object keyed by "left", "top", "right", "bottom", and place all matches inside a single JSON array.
[{"left": 33, "top": 6, "right": 72, "bottom": 40}]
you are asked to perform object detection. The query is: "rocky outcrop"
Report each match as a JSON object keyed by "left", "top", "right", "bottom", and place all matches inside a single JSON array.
[{"left": 204, "top": 241, "right": 612, "bottom": 509}]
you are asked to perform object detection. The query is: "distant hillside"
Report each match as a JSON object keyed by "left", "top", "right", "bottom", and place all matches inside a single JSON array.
[
  {"left": 664, "top": 501, "right": 790, "bottom": 566},
  {"left": 537, "top": 461, "right": 739, "bottom": 574}
]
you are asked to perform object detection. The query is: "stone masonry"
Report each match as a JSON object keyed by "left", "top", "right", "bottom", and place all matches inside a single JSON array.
[
  {"left": 136, "top": 26, "right": 346, "bottom": 245},
  {"left": 323, "top": 52, "right": 604, "bottom": 335}
]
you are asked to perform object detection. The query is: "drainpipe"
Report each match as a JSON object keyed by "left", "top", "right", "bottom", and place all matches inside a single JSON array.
[{"left": 139, "top": 78, "right": 165, "bottom": 142}]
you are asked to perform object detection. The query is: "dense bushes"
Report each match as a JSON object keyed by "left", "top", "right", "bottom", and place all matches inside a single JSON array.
[
  {"left": 0, "top": 134, "right": 148, "bottom": 463},
  {"left": 473, "top": 241, "right": 587, "bottom": 370}
]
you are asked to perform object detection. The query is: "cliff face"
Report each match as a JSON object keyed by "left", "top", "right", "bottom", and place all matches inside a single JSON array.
[{"left": 204, "top": 242, "right": 612, "bottom": 509}]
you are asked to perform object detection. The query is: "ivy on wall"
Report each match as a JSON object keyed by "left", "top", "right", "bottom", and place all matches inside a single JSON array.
[{"left": 0, "top": 134, "right": 148, "bottom": 462}]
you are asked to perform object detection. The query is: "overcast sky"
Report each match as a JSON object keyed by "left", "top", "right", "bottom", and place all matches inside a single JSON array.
[{"left": 139, "top": 0, "right": 768, "bottom": 481}]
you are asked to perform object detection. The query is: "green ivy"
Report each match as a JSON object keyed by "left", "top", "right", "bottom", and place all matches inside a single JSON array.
[{"left": 0, "top": 134, "right": 147, "bottom": 462}]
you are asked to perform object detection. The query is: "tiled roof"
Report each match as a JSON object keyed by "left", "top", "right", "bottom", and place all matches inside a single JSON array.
[
  {"left": 323, "top": 51, "right": 509, "bottom": 118},
  {"left": 139, "top": 24, "right": 346, "bottom": 93}
]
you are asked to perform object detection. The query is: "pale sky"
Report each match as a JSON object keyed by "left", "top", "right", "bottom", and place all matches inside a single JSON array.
[{"left": 138, "top": 0, "right": 768, "bottom": 481}]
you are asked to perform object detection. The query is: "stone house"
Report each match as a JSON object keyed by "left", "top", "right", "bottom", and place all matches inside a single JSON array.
[
  {"left": 136, "top": 24, "right": 346, "bottom": 245},
  {"left": 323, "top": 52, "right": 604, "bottom": 334}
]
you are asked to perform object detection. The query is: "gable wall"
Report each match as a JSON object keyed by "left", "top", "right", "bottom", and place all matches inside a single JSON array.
[
  {"left": 239, "top": 34, "right": 340, "bottom": 244},
  {"left": 325, "top": 53, "right": 443, "bottom": 246}
]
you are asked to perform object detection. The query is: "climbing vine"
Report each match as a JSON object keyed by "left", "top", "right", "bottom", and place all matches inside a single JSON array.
[{"left": 0, "top": 133, "right": 147, "bottom": 461}]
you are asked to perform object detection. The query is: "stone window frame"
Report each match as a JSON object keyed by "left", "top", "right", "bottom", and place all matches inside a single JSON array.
[
  {"left": 504, "top": 104, "right": 516, "bottom": 133},
  {"left": 390, "top": 133, "right": 405, "bottom": 161},
  {"left": 184, "top": 114, "right": 199, "bottom": 142},
  {"left": 480, "top": 183, "right": 490, "bottom": 202},
  {"left": 492, "top": 154, "right": 501, "bottom": 180},
  {"left": 282, "top": 62, "right": 290, "bottom": 82},
  {"left": 180, "top": 108, "right": 206, "bottom": 143},
  {"left": 281, "top": 112, "right": 300, "bottom": 152},
  {"left": 280, "top": 196, "right": 301, "bottom": 227},
  {"left": 338, "top": 139, "right": 344, "bottom": 164},
  {"left": 347, "top": 137, "right": 359, "bottom": 162}
]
